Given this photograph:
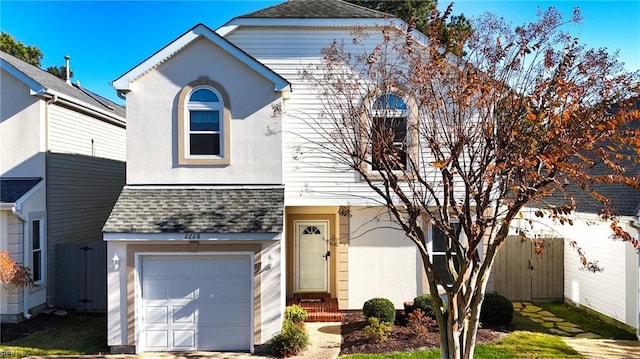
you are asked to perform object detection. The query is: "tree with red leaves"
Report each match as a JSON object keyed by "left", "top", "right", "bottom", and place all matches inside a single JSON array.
[{"left": 299, "top": 5, "right": 640, "bottom": 359}]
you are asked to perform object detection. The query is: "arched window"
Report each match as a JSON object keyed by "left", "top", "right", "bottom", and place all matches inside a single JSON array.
[
  {"left": 371, "top": 93, "right": 409, "bottom": 171},
  {"left": 177, "top": 77, "right": 231, "bottom": 165},
  {"left": 187, "top": 87, "right": 223, "bottom": 156}
]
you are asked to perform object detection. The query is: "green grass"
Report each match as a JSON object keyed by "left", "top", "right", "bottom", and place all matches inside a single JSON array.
[
  {"left": 536, "top": 302, "right": 637, "bottom": 340},
  {"left": 340, "top": 331, "right": 584, "bottom": 358},
  {"left": 0, "top": 313, "right": 108, "bottom": 356}
]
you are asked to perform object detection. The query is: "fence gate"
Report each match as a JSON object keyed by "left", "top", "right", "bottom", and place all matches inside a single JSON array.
[
  {"left": 55, "top": 242, "right": 106, "bottom": 311},
  {"left": 493, "top": 235, "right": 564, "bottom": 301}
]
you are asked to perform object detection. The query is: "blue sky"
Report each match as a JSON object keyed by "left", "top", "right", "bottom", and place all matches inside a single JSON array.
[{"left": 1, "top": 1, "right": 638, "bottom": 104}]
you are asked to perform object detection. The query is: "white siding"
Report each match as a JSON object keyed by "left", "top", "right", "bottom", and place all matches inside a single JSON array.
[
  {"left": 561, "top": 216, "right": 638, "bottom": 328},
  {"left": 226, "top": 27, "right": 441, "bottom": 206},
  {"left": 48, "top": 105, "right": 126, "bottom": 162}
]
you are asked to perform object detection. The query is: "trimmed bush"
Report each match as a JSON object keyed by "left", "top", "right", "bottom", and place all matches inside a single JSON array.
[
  {"left": 268, "top": 305, "right": 309, "bottom": 357},
  {"left": 284, "top": 304, "right": 307, "bottom": 323},
  {"left": 480, "top": 292, "right": 513, "bottom": 327},
  {"left": 363, "top": 297, "right": 396, "bottom": 323},
  {"left": 412, "top": 294, "right": 436, "bottom": 319},
  {"left": 407, "top": 309, "right": 438, "bottom": 338},
  {"left": 362, "top": 317, "right": 393, "bottom": 343}
]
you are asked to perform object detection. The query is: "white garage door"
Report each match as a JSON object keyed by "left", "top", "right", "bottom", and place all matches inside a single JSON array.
[{"left": 140, "top": 255, "right": 252, "bottom": 352}]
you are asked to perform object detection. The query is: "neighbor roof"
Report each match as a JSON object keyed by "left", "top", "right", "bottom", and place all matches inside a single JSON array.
[
  {"left": 0, "top": 51, "right": 125, "bottom": 119},
  {"left": 103, "top": 186, "right": 284, "bottom": 233},
  {"left": 0, "top": 177, "right": 43, "bottom": 204},
  {"left": 238, "top": 0, "right": 389, "bottom": 19}
]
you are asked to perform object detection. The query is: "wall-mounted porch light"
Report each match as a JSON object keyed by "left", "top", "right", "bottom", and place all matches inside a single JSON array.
[{"left": 112, "top": 253, "right": 120, "bottom": 272}]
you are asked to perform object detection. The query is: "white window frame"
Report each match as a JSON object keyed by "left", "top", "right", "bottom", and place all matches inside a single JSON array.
[
  {"left": 185, "top": 86, "right": 224, "bottom": 159},
  {"left": 429, "top": 221, "right": 460, "bottom": 287},
  {"left": 30, "top": 215, "right": 45, "bottom": 284}
]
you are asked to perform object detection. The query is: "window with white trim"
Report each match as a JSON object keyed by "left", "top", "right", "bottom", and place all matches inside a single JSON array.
[
  {"left": 177, "top": 77, "right": 231, "bottom": 166},
  {"left": 186, "top": 87, "right": 223, "bottom": 157},
  {"left": 31, "top": 219, "right": 44, "bottom": 282},
  {"left": 371, "top": 93, "right": 409, "bottom": 171},
  {"left": 431, "top": 222, "right": 461, "bottom": 287}
]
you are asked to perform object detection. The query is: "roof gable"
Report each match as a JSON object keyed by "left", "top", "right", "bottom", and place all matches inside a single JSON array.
[
  {"left": 0, "top": 51, "right": 125, "bottom": 119},
  {"left": 112, "top": 23, "right": 290, "bottom": 92}
]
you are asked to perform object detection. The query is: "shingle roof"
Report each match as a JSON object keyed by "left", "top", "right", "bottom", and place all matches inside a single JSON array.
[
  {"left": 0, "top": 51, "right": 125, "bottom": 118},
  {"left": 0, "top": 177, "right": 42, "bottom": 203},
  {"left": 103, "top": 187, "right": 284, "bottom": 234},
  {"left": 238, "top": 0, "right": 389, "bottom": 19}
]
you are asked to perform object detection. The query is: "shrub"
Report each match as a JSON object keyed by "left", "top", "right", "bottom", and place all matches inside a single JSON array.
[
  {"left": 412, "top": 294, "right": 436, "bottom": 319},
  {"left": 407, "top": 309, "right": 438, "bottom": 339},
  {"left": 268, "top": 306, "right": 309, "bottom": 357},
  {"left": 284, "top": 304, "right": 307, "bottom": 323},
  {"left": 363, "top": 297, "right": 396, "bottom": 323},
  {"left": 480, "top": 292, "right": 513, "bottom": 327},
  {"left": 362, "top": 317, "right": 393, "bottom": 343}
]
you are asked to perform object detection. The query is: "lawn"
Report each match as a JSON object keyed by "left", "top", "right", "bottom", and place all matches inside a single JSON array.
[{"left": 0, "top": 313, "right": 108, "bottom": 356}]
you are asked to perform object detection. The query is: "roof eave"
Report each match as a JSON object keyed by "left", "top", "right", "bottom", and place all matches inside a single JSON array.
[
  {"left": 113, "top": 23, "right": 290, "bottom": 93},
  {"left": 1, "top": 59, "right": 45, "bottom": 93}
]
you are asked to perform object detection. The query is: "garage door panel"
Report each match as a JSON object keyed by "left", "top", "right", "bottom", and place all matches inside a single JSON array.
[
  {"left": 145, "top": 330, "right": 169, "bottom": 349},
  {"left": 141, "top": 255, "right": 252, "bottom": 352},
  {"left": 170, "top": 280, "right": 197, "bottom": 299},
  {"left": 143, "top": 280, "right": 168, "bottom": 300},
  {"left": 173, "top": 330, "right": 195, "bottom": 348},
  {"left": 145, "top": 306, "right": 168, "bottom": 324}
]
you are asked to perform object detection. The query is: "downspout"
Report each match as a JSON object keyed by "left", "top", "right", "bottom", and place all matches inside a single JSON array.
[
  {"left": 631, "top": 218, "right": 640, "bottom": 340},
  {"left": 10, "top": 205, "right": 31, "bottom": 320}
]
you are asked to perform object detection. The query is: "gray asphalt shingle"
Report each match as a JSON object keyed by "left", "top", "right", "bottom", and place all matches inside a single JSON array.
[
  {"left": 0, "top": 51, "right": 125, "bottom": 118},
  {"left": 238, "top": 0, "right": 388, "bottom": 19},
  {"left": 103, "top": 187, "right": 284, "bottom": 234},
  {"left": 0, "top": 177, "right": 42, "bottom": 203}
]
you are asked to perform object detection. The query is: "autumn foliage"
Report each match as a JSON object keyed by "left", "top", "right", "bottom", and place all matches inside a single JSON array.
[
  {"left": 0, "top": 250, "right": 35, "bottom": 288},
  {"left": 299, "top": 4, "right": 639, "bottom": 359}
]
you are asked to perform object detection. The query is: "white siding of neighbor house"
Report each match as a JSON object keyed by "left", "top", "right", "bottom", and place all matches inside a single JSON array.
[
  {"left": 226, "top": 27, "right": 442, "bottom": 207},
  {"left": 347, "top": 206, "right": 422, "bottom": 309},
  {"left": 48, "top": 105, "right": 126, "bottom": 162},
  {"left": 517, "top": 210, "right": 639, "bottom": 329},
  {"left": 125, "top": 37, "right": 283, "bottom": 185},
  {"left": 0, "top": 212, "right": 25, "bottom": 316}
]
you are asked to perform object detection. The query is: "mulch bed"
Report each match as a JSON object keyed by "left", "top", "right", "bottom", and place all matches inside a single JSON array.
[
  {"left": 0, "top": 311, "right": 74, "bottom": 343},
  {"left": 340, "top": 311, "right": 509, "bottom": 355}
]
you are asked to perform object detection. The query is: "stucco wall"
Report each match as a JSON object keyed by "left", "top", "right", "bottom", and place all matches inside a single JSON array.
[
  {"left": 347, "top": 206, "right": 422, "bottom": 309},
  {"left": 125, "top": 38, "right": 283, "bottom": 185},
  {"left": 0, "top": 69, "right": 45, "bottom": 178}
]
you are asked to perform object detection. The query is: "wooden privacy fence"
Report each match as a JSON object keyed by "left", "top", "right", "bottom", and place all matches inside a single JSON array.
[
  {"left": 493, "top": 235, "right": 564, "bottom": 302},
  {"left": 55, "top": 242, "right": 106, "bottom": 311}
]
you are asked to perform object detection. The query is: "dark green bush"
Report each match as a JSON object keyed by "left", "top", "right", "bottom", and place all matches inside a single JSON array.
[
  {"left": 480, "top": 292, "right": 513, "bottom": 327},
  {"left": 412, "top": 294, "right": 436, "bottom": 319},
  {"left": 363, "top": 297, "right": 396, "bottom": 323},
  {"left": 268, "top": 306, "right": 309, "bottom": 357}
]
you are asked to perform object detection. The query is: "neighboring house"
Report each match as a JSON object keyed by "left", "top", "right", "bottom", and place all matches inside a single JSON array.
[{"left": 0, "top": 51, "right": 126, "bottom": 322}]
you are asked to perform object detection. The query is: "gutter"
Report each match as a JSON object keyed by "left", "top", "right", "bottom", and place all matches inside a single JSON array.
[{"left": 34, "top": 90, "right": 125, "bottom": 128}]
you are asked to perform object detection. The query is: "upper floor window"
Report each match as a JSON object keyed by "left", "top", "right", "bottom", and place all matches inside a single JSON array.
[
  {"left": 187, "top": 88, "right": 223, "bottom": 156},
  {"left": 177, "top": 77, "right": 231, "bottom": 166},
  {"left": 371, "top": 93, "right": 409, "bottom": 171}
]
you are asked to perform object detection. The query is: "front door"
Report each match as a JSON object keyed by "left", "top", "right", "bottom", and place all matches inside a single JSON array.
[{"left": 294, "top": 221, "right": 329, "bottom": 292}]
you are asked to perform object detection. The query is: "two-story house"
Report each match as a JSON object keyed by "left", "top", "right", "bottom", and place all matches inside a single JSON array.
[{"left": 1, "top": 51, "right": 126, "bottom": 322}]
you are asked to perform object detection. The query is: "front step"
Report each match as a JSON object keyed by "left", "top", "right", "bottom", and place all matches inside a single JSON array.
[{"left": 288, "top": 294, "right": 342, "bottom": 322}]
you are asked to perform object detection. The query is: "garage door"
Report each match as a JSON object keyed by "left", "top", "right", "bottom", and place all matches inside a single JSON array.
[{"left": 140, "top": 255, "right": 252, "bottom": 351}]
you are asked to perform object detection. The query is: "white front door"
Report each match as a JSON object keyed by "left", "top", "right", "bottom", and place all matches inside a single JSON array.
[
  {"left": 295, "top": 221, "right": 329, "bottom": 292},
  {"left": 139, "top": 255, "right": 252, "bottom": 352}
]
